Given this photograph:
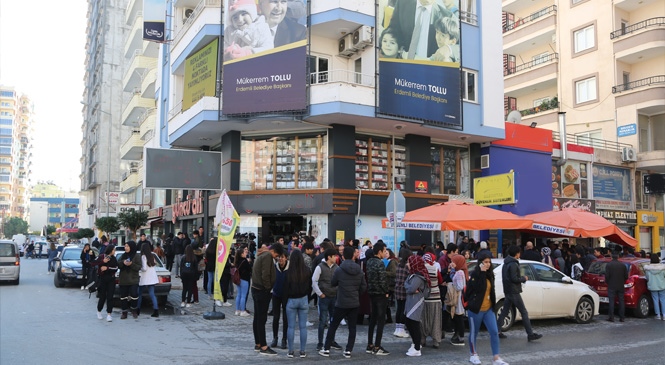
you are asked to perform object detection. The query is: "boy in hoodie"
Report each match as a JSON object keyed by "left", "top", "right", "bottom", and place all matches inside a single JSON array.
[
  {"left": 320, "top": 246, "right": 367, "bottom": 359},
  {"left": 496, "top": 245, "right": 542, "bottom": 341},
  {"left": 366, "top": 242, "right": 390, "bottom": 355}
]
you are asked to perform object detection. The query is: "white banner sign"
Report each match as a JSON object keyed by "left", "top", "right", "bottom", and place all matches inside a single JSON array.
[{"left": 531, "top": 223, "right": 575, "bottom": 236}]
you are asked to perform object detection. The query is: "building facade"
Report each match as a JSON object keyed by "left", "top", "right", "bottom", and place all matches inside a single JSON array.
[
  {"left": 29, "top": 197, "right": 80, "bottom": 233},
  {"left": 0, "top": 86, "right": 34, "bottom": 222},
  {"left": 80, "top": 0, "right": 132, "bottom": 228},
  {"left": 146, "top": 0, "right": 506, "bottom": 247}
]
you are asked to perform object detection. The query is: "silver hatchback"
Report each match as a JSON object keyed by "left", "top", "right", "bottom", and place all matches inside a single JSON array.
[{"left": 0, "top": 240, "right": 20, "bottom": 285}]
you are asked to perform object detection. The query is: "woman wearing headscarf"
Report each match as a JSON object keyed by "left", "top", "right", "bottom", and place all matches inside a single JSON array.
[
  {"left": 541, "top": 247, "right": 554, "bottom": 267},
  {"left": 449, "top": 254, "right": 468, "bottom": 345},
  {"left": 118, "top": 241, "right": 141, "bottom": 319},
  {"left": 392, "top": 247, "right": 411, "bottom": 338},
  {"left": 466, "top": 253, "right": 507, "bottom": 365},
  {"left": 403, "top": 255, "right": 429, "bottom": 357},
  {"left": 420, "top": 252, "right": 443, "bottom": 349}
]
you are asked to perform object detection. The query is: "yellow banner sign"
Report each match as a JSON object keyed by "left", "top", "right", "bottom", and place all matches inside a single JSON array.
[
  {"left": 474, "top": 172, "right": 516, "bottom": 206},
  {"left": 183, "top": 38, "right": 218, "bottom": 111}
]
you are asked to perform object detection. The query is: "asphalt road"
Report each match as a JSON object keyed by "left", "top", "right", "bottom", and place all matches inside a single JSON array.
[{"left": 2, "top": 258, "right": 664, "bottom": 365}]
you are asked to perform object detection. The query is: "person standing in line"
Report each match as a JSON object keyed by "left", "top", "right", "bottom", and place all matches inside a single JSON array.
[
  {"left": 91, "top": 245, "right": 118, "bottom": 322},
  {"left": 319, "top": 246, "right": 367, "bottom": 359},
  {"left": 163, "top": 233, "right": 175, "bottom": 272},
  {"left": 283, "top": 250, "right": 312, "bottom": 358},
  {"left": 541, "top": 247, "right": 554, "bottom": 267},
  {"left": 172, "top": 232, "right": 185, "bottom": 278},
  {"left": 179, "top": 245, "right": 199, "bottom": 308},
  {"left": 138, "top": 233, "right": 151, "bottom": 251},
  {"left": 420, "top": 252, "right": 443, "bottom": 348},
  {"left": 271, "top": 252, "right": 289, "bottom": 349},
  {"left": 137, "top": 242, "right": 160, "bottom": 318},
  {"left": 366, "top": 242, "right": 391, "bottom": 355},
  {"left": 393, "top": 247, "right": 411, "bottom": 338},
  {"left": 117, "top": 241, "right": 141, "bottom": 319},
  {"left": 235, "top": 245, "right": 252, "bottom": 317},
  {"left": 496, "top": 245, "right": 542, "bottom": 341},
  {"left": 605, "top": 253, "right": 628, "bottom": 322},
  {"left": 644, "top": 253, "right": 665, "bottom": 320},
  {"left": 153, "top": 242, "right": 165, "bottom": 262},
  {"left": 449, "top": 254, "right": 468, "bottom": 346},
  {"left": 403, "top": 254, "right": 429, "bottom": 357},
  {"left": 252, "top": 243, "right": 284, "bottom": 356},
  {"left": 79, "top": 243, "right": 96, "bottom": 288},
  {"left": 520, "top": 241, "right": 541, "bottom": 262},
  {"left": 312, "top": 248, "right": 343, "bottom": 351},
  {"left": 466, "top": 253, "right": 509, "bottom": 365},
  {"left": 384, "top": 248, "right": 398, "bottom": 324}
]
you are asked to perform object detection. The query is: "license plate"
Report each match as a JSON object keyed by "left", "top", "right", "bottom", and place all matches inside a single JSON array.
[
  {"left": 599, "top": 297, "right": 609, "bottom": 303},
  {"left": 76, "top": 275, "right": 83, "bottom": 279}
]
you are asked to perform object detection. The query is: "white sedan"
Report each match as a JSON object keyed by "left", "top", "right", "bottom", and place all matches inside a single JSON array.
[{"left": 469, "top": 258, "right": 600, "bottom": 332}]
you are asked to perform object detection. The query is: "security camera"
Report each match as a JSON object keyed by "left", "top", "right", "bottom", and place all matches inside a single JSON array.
[{"left": 394, "top": 124, "right": 405, "bottom": 130}]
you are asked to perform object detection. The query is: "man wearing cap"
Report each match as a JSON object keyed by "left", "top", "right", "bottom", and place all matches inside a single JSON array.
[{"left": 252, "top": 243, "right": 285, "bottom": 355}]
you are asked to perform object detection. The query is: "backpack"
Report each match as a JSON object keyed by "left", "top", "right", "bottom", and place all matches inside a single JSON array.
[
  {"left": 181, "top": 260, "right": 196, "bottom": 276},
  {"left": 231, "top": 267, "right": 241, "bottom": 286}
]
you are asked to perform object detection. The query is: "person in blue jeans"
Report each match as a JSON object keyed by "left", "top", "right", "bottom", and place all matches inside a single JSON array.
[
  {"left": 234, "top": 245, "right": 252, "bottom": 316},
  {"left": 645, "top": 253, "right": 665, "bottom": 320},
  {"left": 137, "top": 242, "right": 160, "bottom": 317},
  {"left": 312, "top": 248, "right": 342, "bottom": 351},
  {"left": 465, "top": 253, "right": 509, "bottom": 365},
  {"left": 282, "top": 250, "right": 312, "bottom": 358}
]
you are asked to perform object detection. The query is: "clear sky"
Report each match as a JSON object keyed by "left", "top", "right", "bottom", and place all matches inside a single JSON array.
[{"left": 0, "top": 1, "right": 88, "bottom": 193}]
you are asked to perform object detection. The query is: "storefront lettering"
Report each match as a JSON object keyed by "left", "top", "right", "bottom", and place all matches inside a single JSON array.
[
  {"left": 171, "top": 194, "right": 204, "bottom": 224},
  {"left": 597, "top": 210, "right": 637, "bottom": 225},
  {"left": 641, "top": 214, "right": 658, "bottom": 224}
]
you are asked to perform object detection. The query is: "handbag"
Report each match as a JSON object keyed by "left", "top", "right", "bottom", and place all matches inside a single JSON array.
[
  {"left": 198, "top": 258, "right": 206, "bottom": 272},
  {"left": 231, "top": 266, "right": 241, "bottom": 286}
]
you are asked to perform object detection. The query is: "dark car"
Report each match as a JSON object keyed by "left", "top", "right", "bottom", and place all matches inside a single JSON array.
[
  {"left": 112, "top": 251, "right": 172, "bottom": 305},
  {"left": 53, "top": 246, "right": 99, "bottom": 288},
  {"left": 581, "top": 257, "right": 652, "bottom": 318}
]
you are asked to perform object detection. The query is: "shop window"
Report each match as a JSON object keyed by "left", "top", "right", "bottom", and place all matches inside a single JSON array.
[
  {"left": 240, "top": 134, "right": 328, "bottom": 191},
  {"left": 431, "top": 146, "right": 461, "bottom": 194},
  {"left": 355, "top": 138, "right": 405, "bottom": 190}
]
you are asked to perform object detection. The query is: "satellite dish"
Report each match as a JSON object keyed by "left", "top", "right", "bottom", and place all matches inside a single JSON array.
[{"left": 507, "top": 110, "right": 522, "bottom": 124}]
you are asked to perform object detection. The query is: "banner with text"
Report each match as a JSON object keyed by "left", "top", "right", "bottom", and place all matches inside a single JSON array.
[
  {"left": 213, "top": 190, "right": 240, "bottom": 302},
  {"left": 183, "top": 39, "right": 219, "bottom": 111},
  {"left": 377, "top": 0, "right": 461, "bottom": 126},
  {"left": 222, "top": 0, "right": 308, "bottom": 114},
  {"left": 592, "top": 165, "right": 632, "bottom": 210}
]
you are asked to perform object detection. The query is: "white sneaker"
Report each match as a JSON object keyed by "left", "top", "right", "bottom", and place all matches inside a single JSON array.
[
  {"left": 656, "top": 315, "right": 662, "bottom": 320},
  {"left": 306, "top": 321, "right": 314, "bottom": 326},
  {"left": 235, "top": 310, "right": 240, "bottom": 316},
  {"left": 405, "top": 345, "right": 421, "bottom": 357},
  {"left": 180, "top": 302, "right": 186, "bottom": 308},
  {"left": 215, "top": 300, "right": 223, "bottom": 307},
  {"left": 341, "top": 319, "right": 347, "bottom": 326},
  {"left": 97, "top": 312, "right": 103, "bottom": 320},
  {"left": 397, "top": 328, "right": 410, "bottom": 338},
  {"left": 81, "top": 286, "right": 85, "bottom": 290},
  {"left": 223, "top": 301, "right": 232, "bottom": 307},
  {"left": 492, "top": 358, "right": 509, "bottom": 365},
  {"left": 47, "top": 271, "right": 51, "bottom": 275},
  {"left": 106, "top": 314, "right": 112, "bottom": 322},
  {"left": 240, "top": 311, "right": 251, "bottom": 317},
  {"left": 470, "top": 354, "right": 482, "bottom": 365},
  {"left": 185, "top": 303, "right": 192, "bottom": 308}
]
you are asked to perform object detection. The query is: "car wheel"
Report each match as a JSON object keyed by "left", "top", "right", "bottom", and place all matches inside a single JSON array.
[
  {"left": 494, "top": 300, "right": 514, "bottom": 332},
  {"left": 54, "top": 272, "right": 64, "bottom": 288},
  {"left": 633, "top": 295, "right": 651, "bottom": 318},
  {"left": 158, "top": 295, "right": 168, "bottom": 306},
  {"left": 574, "top": 297, "right": 594, "bottom": 324}
]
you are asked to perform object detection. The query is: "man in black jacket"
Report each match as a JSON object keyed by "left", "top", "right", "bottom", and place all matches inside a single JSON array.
[
  {"left": 496, "top": 245, "right": 542, "bottom": 341},
  {"left": 521, "top": 241, "right": 542, "bottom": 262},
  {"left": 172, "top": 232, "right": 184, "bottom": 278},
  {"left": 366, "top": 242, "right": 390, "bottom": 355},
  {"left": 605, "top": 253, "right": 628, "bottom": 322}
]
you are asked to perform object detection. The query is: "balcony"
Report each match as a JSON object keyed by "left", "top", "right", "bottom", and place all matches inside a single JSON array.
[
  {"left": 172, "top": 0, "right": 221, "bottom": 48},
  {"left": 122, "top": 50, "right": 157, "bottom": 92},
  {"left": 611, "top": 17, "right": 665, "bottom": 64},
  {"left": 613, "top": 75, "right": 665, "bottom": 108},
  {"left": 140, "top": 68, "right": 157, "bottom": 97},
  {"left": 504, "top": 53, "right": 558, "bottom": 96},
  {"left": 309, "top": 69, "right": 374, "bottom": 106},
  {"left": 637, "top": 150, "right": 665, "bottom": 173},
  {"left": 122, "top": 93, "right": 154, "bottom": 127},
  {"left": 503, "top": 6, "right": 556, "bottom": 54},
  {"left": 124, "top": 12, "right": 143, "bottom": 58},
  {"left": 139, "top": 110, "right": 156, "bottom": 140},
  {"left": 517, "top": 98, "right": 560, "bottom": 125},
  {"left": 311, "top": 0, "right": 374, "bottom": 39},
  {"left": 120, "top": 130, "right": 143, "bottom": 160},
  {"left": 120, "top": 169, "right": 140, "bottom": 193}
]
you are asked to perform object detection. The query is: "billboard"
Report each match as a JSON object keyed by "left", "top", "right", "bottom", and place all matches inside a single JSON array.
[
  {"left": 182, "top": 38, "right": 219, "bottom": 111},
  {"left": 222, "top": 0, "right": 307, "bottom": 115},
  {"left": 592, "top": 165, "right": 632, "bottom": 210},
  {"left": 144, "top": 148, "right": 222, "bottom": 190},
  {"left": 377, "top": 0, "right": 461, "bottom": 126},
  {"left": 474, "top": 172, "right": 515, "bottom": 206},
  {"left": 143, "top": 0, "right": 166, "bottom": 42}
]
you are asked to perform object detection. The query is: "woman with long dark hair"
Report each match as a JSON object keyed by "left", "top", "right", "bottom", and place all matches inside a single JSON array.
[
  {"left": 91, "top": 245, "right": 118, "bottom": 322},
  {"left": 393, "top": 247, "right": 411, "bottom": 338},
  {"left": 138, "top": 242, "right": 160, "bottom": 317},
  {"left": 234, "top": 244, "right": 251, "bottom": 316},
  {"left": 118, "top": 241, "right": 141, "bottom": 319},
  {"left": 283, "top": 249, "right": 312, "bottom": 358},
  {"left": 179, "top": 245, "right": 199, "bottom": 308},
  {"left": 79, "top": 243, "right": 96, "bottom": 289}
]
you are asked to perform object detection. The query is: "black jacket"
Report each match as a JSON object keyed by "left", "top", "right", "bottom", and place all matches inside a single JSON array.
[
  {"left": 465, "top": 266, "right": 496, "bottom": 314},
  {"left": 332, "top": 260, "right": 367, "bottom": 309},
  {"left": 173, "top": 237, "right": 184, "bottom": 255},
  {"left": 502, "top": 256, "right": 526, "bottom": 294},
  {"left": 521, "top": 249, "right": 541, "bottom": 262},
  {"left": 605, "top": 258, "right": 628, "bottom": 291},
  {"left": 283, "top": 267, "right": 313, "bottom": 299}
]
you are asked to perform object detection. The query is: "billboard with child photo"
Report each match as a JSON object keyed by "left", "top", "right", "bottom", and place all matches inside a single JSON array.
[
  {"left": 377, "top": 0, "right": 461, "bottom": 126},
  {"left": 222, "top": 0, "right": 308, "bottom": 115}
]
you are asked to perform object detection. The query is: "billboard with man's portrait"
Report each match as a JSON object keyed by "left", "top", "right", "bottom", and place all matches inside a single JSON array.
[
  {"left": 222, "top": 0, "right": 308, "bottom": 115},
  {"left": 377, "top": 0, "right": 462, "bottom": 127}
]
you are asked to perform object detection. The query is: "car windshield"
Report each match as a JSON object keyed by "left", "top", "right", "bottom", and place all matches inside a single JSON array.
[
  {"left": 61, "top": 248, "right": 82, "bottom": 261},
  {"left": 0, "top": 243, "right": 16, "bottom": 257},
  {"left": 587, "top": 261, "right": 631, "bottom": 275}
]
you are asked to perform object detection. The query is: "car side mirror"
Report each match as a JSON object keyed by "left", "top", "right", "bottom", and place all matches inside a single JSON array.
[{"left": 561, "top": 277, "right": 573, "bottom": 284}]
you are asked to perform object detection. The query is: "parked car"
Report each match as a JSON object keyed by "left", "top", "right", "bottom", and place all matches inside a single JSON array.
[
  {"left": 53, "top": 246, "right": 99, "bottom": 287},
  {"left": 0, "top": 240, "right": 20, "bottom": 285},
  {"left": 468, "top": 258, "right": 599, "bottom": 332},
  {"left": 112, "top": 249, "right": 172, "bottom": 305},
  {"left": 581, "top": 257, "right": 652, "bottom": 318}
]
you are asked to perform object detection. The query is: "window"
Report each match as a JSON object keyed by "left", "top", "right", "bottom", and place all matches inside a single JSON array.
[
  {"left": 0, "top": 128, "right": 11, "bottom": 136},
  {"left": 532, "top": 263, "right": 564, "bottom": 282},
  {"left": 0, "top": 148, "right": 10, "bottom": 155},
  {"left": 462, "top": 69, "right": 477, "bottom": 102},
  {"left": 431, "top": 146, "right": 461, "bottom": 194},
  {"left": 575, "top": 130, "right": 602, "bottom": 148},
  {"left": 354, "top": 58, "right": 362, "bottom": 84},
  {"left": 504, "top": 97, "right": 517, "bottom": 116},
  {"left": 533, "top": 97, "right": 551, "bottom": 107},
  {"left": 460, "top": 0, "right": 477, "bottom": 25},
  {"left": 574, "top": 25, "right": 595, "bottom": 53},
  {"left": 503, "top": 54, "right": 516, "bottom": 75},
  {"left": 0, "top": 112, "right": 12, "bottom": 116},
  {"left": 0, "top": 138, "right": 10, "bottom": 145},
  {"left": 0, "top": 91, "right": 14, "bottom": 97},
  {"left": 0, "top": 118, "right": 12, "bottom": 125},
  {"left": 575, "top": 76, "right": 597, "bottom": 104},
  {"left": 532, "top": 52, "right": 550, "bottom": 65},
  {"left": 622, "top": 72, "right": 630, "bottom": 86},
  {"left": 309, "top": 55, "right": 330, "bottom": 84}
]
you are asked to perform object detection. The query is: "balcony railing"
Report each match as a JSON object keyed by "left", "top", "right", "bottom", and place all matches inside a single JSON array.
[
  {"left": 610, "top": 17, "right": 665, "bottom": 39},
  {"left": 503, "top": 5, "right": 557, "bottom": 33},
  {"left": 504, "top": 53, "right": 558, "bottom": 76},
  {"left": 310, "top": 69, "right": 374, "bottom": 87},
  {"left": 460, "top": 11, "right": 478, "bottom": 26},
  {"left": 553, "top": 132, "right": 633, "bottom": 152},
  {"left": 172, "top": 0, "right": 221, "bottom": 46},
  {"left": 520, "top": 99, "right": 559, "bottom": 117},
  {"left": 612, "top": 75, "right": 665, "bottom": 93}
]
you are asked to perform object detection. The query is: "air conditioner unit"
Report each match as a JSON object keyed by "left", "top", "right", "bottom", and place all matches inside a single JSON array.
[
  {"left": 183, "top": 8, "right": 194, "bottom": 23},
  {"left": 338, "top": 34, "right": 356, "bottom": 57},
  {"left": 621, "top": 147, "right": 637, "bottom": 162},
  {"left": 352, "top": 26, "right": 373, "bottom": 50}
]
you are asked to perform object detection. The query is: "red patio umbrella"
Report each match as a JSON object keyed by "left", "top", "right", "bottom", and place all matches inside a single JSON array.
[{"left": 524, "top": 208, "right": 637, "bottom": 247}]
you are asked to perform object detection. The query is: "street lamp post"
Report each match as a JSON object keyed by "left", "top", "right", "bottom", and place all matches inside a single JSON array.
[{"left": 81, "top": 102, "right": 113, "bottom": 217}]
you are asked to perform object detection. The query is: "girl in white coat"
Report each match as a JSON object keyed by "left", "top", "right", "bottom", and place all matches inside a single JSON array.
[{"left": 138, "top": 242, "right": 160, "bottom": 317}]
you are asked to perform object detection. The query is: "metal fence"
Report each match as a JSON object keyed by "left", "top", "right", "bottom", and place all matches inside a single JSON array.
[
  {"left": 612, "top": 75, "right": 665, "bottom": 93},
  {"left": 610, "top": 17, "right": 665, "bottom": 39},
  {"left": 503, "top": 5, "right": 557, "bottom": 32}
]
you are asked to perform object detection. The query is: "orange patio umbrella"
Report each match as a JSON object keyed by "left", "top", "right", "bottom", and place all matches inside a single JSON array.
[
  {"left": 524, "top": 208, "right": 637, "bottom": 247},
  {"left": 381, "top": 200, "right": 532, "bottom": 231}
]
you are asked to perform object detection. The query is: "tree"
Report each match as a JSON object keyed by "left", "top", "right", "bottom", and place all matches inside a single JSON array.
[
  {"left": 117, "top": 209, "right": 149, "bottom": 240},
  {"left": 95, "top": 217, "right": 120, "bottom": 236},
  {"left": 77, "top": 228, "right": 95, "bottom": 239},
  {"left": 46, "top": 225, "right": 57, "bottom": 235},
  {"left": 3, "top": 217, "right": 29, "bottom": 238}
]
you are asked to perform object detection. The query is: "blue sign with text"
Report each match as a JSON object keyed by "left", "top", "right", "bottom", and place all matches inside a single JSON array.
[{"left": 617, "top": 124, "right": 636, "bottom": 137}]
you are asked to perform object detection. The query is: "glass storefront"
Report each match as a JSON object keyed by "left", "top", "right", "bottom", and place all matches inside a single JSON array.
[
  {"left": 355, "top": 138, "right": 406, "bottom": 190},
  {"left": 431, "top": 145, "right": 467, "bottom": 195}
]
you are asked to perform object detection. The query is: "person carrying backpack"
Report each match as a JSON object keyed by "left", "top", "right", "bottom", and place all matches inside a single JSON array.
[{"left": 179, "top": 245, "right": 199, "bottom": 308}]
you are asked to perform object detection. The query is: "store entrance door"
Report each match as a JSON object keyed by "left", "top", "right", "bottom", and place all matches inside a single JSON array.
[{"left": 261, "top": 215, "right": 305, "bottom": 244}]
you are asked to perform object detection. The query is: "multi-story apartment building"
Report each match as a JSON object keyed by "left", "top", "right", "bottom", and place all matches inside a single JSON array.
[
  {"left": 29, "top": 197, "right": 80, "bottom": 233},
  {"left": 501, "top": 0, "right": 664, "bottom": 250},
  {"left": 0, "top": 86, "right": 33, "bottom": 221},
  {"left": 146, "top": 0, "right": 505, "bottom": 246},
  {"left": 80, "top": 0, "right": 132, "bottom": 227}
]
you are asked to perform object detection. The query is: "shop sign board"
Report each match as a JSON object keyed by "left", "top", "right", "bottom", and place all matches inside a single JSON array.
[
  {"left": 474, "top": 172, "right": 515, "bottom": 206},
  {"left": 617, "top": 124, "right": 637, "bottom": 137},
  {"left": 636, "top": 210, "right": 664, "bottom": 227},
  {"left": 596, "top": 209, "right": 637, "bottom": 225},
  {"left": 592, "top": 165, "right": 632, "bottom": 210},
  {"left": 531, "top": 223, "right": 575, "bottom": 236},
  {"left": 552, "top": 197, "right": 595, "bottom": 212}
]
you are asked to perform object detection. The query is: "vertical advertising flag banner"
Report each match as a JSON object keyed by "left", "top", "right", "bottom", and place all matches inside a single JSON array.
[
  {"left": 222, "top": 0, "right": 308, "bottom": 114},
  {"left": 143, "top": 0, "right": 166, "bottom": 42},
  {"left": 182, "top": 39, "right": 219, "bottom": 111},
  {"left": 213, "top": 190, "right": 240, "bottom": 302},
  {"left": 377, "top": 0, "right": 461, "bottom": 126}
]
